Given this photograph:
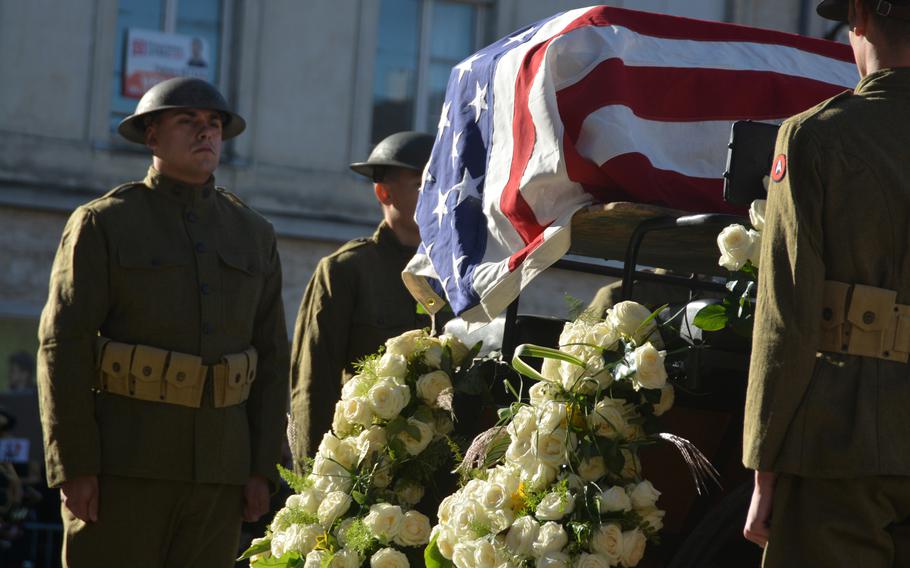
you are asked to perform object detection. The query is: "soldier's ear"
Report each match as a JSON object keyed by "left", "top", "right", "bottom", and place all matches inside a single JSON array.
[
  {"left": 144, "top": 123, "right": 158, "bottom": 150},
  {"left": 374, "top": 183, "right": 393, "bottom": 206}
]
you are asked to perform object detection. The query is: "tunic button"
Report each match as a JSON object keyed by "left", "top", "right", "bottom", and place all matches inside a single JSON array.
[
  {"left": 822, "top": 308, "right": 833, "bottom": 321},
  {"left": 176, "top": 372, "right": 186, "bottom": 382},
  {"left": 195, "top": 242, "right": 206, "bottom": 253},
  {"left": 863, "top": 311, "right": 876, "bottom": 325},
  {"left": 112, "top": 362, "right": 121, "bottom": 372},
  {"left": 142, "top": 366, "right": 152, "bottom": 377},
  {"left": 186, "top": 211, "right": 198, "bottom": 223},
  {"left": 200, "top": 283, "right": 211, "bottom": 295}
]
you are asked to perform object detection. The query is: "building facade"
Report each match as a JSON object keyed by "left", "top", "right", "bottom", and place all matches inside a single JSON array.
[{"left": 0, "top": 0, "right": 842, "bottom": 391}]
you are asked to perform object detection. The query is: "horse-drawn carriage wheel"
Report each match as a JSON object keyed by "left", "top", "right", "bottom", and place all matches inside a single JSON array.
[{"left": 667, "top": 480, "right": 763, "bottom": 568}]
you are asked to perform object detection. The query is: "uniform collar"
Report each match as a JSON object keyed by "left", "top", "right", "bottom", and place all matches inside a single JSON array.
[
  {"left": 143, "top": 166, "right": 217, "bottom": 208},
  {"left": 854, "top": 67, "right": 910, "bottom": 96},
  {"left": 374, "top": 221, "right": 418, "bottom": 256}
]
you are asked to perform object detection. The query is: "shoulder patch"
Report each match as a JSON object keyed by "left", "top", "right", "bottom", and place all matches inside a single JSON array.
[{"left": 771, "top": 154, "right": 787, "bottom": 183}]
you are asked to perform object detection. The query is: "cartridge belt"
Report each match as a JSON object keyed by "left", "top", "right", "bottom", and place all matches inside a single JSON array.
[
  {"left": 95, "top": 337, "right": 258, "bottom": 408},
  {"left": 820, "top": 281, "right": 910, "bottom": 363}
]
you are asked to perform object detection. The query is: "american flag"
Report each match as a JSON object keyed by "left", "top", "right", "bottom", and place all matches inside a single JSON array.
[{"left": 403, "top": 5, "right": 856, "bottom": 323}]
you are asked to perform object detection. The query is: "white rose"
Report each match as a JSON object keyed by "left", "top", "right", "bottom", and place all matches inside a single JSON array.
[
  {"left": 599, "top": 486, "right": 632, "bottom": 512},
  {"left": 488, "top": 466, "right": 521, "bottom": 496},
  {"left": 607, "top": 301, "right": 657, "bottom": 345},
  {"left": 373, "top": 458, "right": 393, "bottom": 488},
  {"left": 717, "top": 224, "right": 760, "bottom": 272},
  {"left": 317, "top": 491, "right": 352, "bottom": 527},
  {"left": 629, "top": 480, "right": 661, "bottom": 510},
  {"left": 639, "top": 507, "right": 665, "bottom": 532},
  {"left": 524, "top": 462, "right": 558, "bottom": 491},
  {"left": 620, "top": 529, "right": 647, "bottom": 567},
  {"left": 452, "top": 499, "right": 484, "bottom": 534},
  {"left": 631, "top": 343, "right": 667, "bottom": 390},
  {"left": 398, "top": 417, "right": 435, "bottom": 455},
  {"left": 574, "top": 553, "right": 610, "bottom": 568},
  {"left": 487, "top": 508, "right": 515, "bottom": 533},
  {"left": 537, "top": 401, "right": 568, "bottom": 433},
  {"left": 386, "top": 329, "right": 426, "bottom": 357},
  {"left": 395, "top": 481, "right": 425, "bottom": 507},
  {"left": 280, "top": 523, "right": 323, "bottom": 556},
  {"left": 532, "top": 522, "right": 569, "bottom": 557},
  {"left": 417, "top": 370, "right": 453, "bottom": 406},
  {"left": 577, "top": 456, "right": 606, "bottom": 482},
  {"left": 341, "top": 375, "right": 366, "bottom": 400},
  {"left": 436, "top": 527, "right": 457, "bottom": 559},
  {"left": 270, "top": 528, "right": 291, "bottom": 558},
  {"left": 369, "top": 379, "right": 410, "bottom": 420},
  {"left": 341, "top": 396, "right": 373, "bottom": 427},
  {"left": 528, "top": 381, "right": 558, "bottom": 406},
  {"left": 440, "top": 333, "right": 471, "bottom": 366},
  {"left": 589, "top": 398, "right": 631, "bottom": 440},
  {"left": 507, "top": 406, "right": 537, "bottom": 442},
  {"left": 590, "top": 523, "right": 622, "bottom": 564},
  {"left": 652, "top": 384, "right": 674, "bottom": 416},
  {"left": 358, "top": 426, "right": 389, "bottom": 455},
  {"left": 305, "top": 550, "right": 327, "bottom": 568},
  {"left": 371, "top": 547, "right": 410, "bottom": 568},
  {"left": 453, "top": 542, "right": 478, "bottom": 568},
  {"left": 506, "top": 515, "right": 540, "bottom": 556},
  {"left": 395, "top": 510, "right": 432, "bottom": 546},
  {"left": 437, "top": 494, "right": 457, "bottom": 525},
  {"left": 332, "top": 548, "right": 361, "bottom": 568},
  {"left": 480, "top": 481, "right": 509, "bottom": 510},
  {"left": 474, "top": 539, "right": 498, "bottom": 568},
  {"left": 335, "top": 517, "right": 356, "bottom": 547},
  {"left": 377, "top": 352, "right": 409, "bottom": 379},
  {"left": 332, "top": 401, "right": 353, "bottom": 436},
  {"left": 535, "top": 491, "right": 574, "bottom": 521},
  {"left": 536, "top": 552, "right": 570, "bottom": 568},
  {"left": 534, "top": 430, "right": 569, "bottom": 467},
  {"left": 334, "top": 438, "right": 363, "bottom": 469},
  {"left": 286, "top": 489, "right": 321, "bottom": 514},
  {"left": 749, "top": 199, "right": 766, "bottom": 232},
  {"left": 364, "top": 503, "right": 404, "bottom": 540},
  {"left": 424, "top": 343, "right": 444, "bottom": 368}
]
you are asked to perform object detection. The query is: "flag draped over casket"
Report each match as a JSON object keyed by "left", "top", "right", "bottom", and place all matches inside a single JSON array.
[{"left": 402, "top": 5, "right": 857, "bottom": 323}]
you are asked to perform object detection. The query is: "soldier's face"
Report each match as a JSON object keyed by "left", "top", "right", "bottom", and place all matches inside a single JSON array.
[{"left": 146, "top": 108, "right": 223, "bottom": 183}]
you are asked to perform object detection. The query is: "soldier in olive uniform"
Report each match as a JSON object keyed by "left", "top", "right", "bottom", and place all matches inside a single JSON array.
[
  {"left": 38, "top": 78, "right": 289, "bottom": 567},
  {"left": 289, "top": 132, "right": 435, "bottom": 464},
  {"left": 743, "top": 1, "right": 910, "bottom": 565}
]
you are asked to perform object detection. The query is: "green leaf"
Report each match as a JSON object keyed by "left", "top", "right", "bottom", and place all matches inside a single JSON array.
[
  {"left": 405, "top": 423, "right": 422, "bottom": 441},
  {"left": 277, "top": 463, "right": 310, "bottom": 493},
  {"left": 425, "top": 534, "right": 455, "bottom": 568},
  {"left": 352, "top": 490, "right": 367, "bottom": 505},
  {"left": 511, "top": 343, "right": 585, "bottom": 382},
  {"left": 692, "top": 304, "right": 729, "bottom": 332},
  {"left": 386, "top": 416, "right": 407, "bottom": 436},
  {"left": 417, "top": 302, "right": 429, "bottom": 315},
  {"left": 252, "top": 551, "right": 303, "bottom": 567},
  {"left": 238, "top": 537, "right": 271, "bottom": 561}
]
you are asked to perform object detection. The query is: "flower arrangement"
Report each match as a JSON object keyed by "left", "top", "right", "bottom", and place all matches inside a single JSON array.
[
  {"left": 426, "top": 301, "right": 684, "bottom": 568},
  {"left": 243, "top": 329, "right": 477, "bottom": 568}
]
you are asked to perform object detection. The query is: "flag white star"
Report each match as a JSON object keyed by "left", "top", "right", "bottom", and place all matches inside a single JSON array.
[
  {"left": 467, "top": 82, "right": 488, "bottom": 122},
  {"left": 451, "top": 167, "right": 483, "bottom": 208},
  {"left": 450, "top": 130, "right": 462, "bottom": 168},
  {"left": 452, "top": 253, "right": 468, "bottom": 290},
  {"left": 454, "top": 53, "right": 484, "bottom": 82},
  {"left": 506, "top": 27, "right": 536, "bottom": 44},
  {"left": 436, "top": 101, "right": 451, "bottom": 140},
  {"left": 433, "top": 187, "right": 451, "bottom": 226}
]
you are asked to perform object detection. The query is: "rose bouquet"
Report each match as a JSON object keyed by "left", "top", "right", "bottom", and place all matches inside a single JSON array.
[
  {"left": 426, "top": 301, "right": 701, "bottom": 568},
  {"left": 243, "top": 329, "right": 477, "bottom": 567}
]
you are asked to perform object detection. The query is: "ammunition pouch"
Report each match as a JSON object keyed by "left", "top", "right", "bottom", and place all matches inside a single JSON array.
[
  {"left": 96, "top": 338, "right": 257, "bottom": 408},
  {"left": 819, "top": 281, "right": 910, "bottom": 363}
]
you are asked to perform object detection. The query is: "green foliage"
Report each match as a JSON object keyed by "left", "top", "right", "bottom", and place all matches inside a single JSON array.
[
  {"left": 238, "top": 537, "right": 271, "bottom": 561},
  {"left": 694, "top": 261, "right": 757, "bottom": 337},
  {"left": 278, "top": 463, "right": 312, "bottom": 493},
  {"left": 251, "top": 551, "right": 303, "bottom": 567},
  {"left": 340, "top": 518, "right": 375, "bottom": 556}
]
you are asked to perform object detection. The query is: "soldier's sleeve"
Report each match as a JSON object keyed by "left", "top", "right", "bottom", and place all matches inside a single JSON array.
[
  {"left": 289, "top": 256, "right": 356, "bottom": 469},
  {"left": 247, "top": 232, "right": 290, "bottom": 487},
  {"left": 742, "top": 119, "right": 826, "bottom": 471},
  {"left": 37, "top": 207, "right": 110, "bottom": 487}
]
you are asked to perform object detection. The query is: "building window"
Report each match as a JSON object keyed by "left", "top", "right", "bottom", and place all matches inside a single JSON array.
[
  {"left": 371, "top": 0, "right": 487, "bottom": 145},
  {"left": 110, "top": 0, "right": 224, "bottom": 133}
]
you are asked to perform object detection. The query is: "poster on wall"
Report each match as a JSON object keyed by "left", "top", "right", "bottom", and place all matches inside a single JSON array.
[{"left": 122, "top": 28, "right": 214, "bottom": 99}]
